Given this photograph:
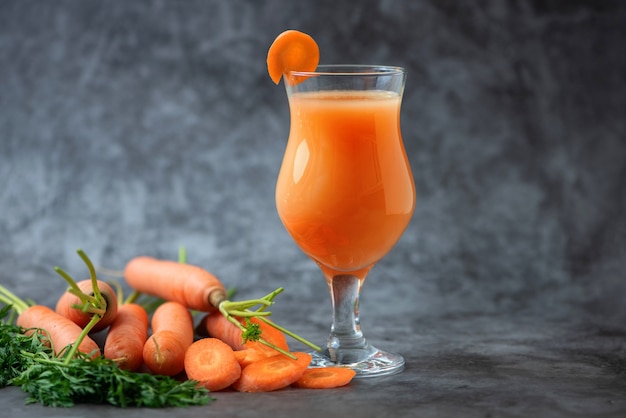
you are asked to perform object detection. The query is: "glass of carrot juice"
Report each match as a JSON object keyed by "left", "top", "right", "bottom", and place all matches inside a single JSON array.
[{"left": 275, "top": 65, "right": 415, "bottom": 377}]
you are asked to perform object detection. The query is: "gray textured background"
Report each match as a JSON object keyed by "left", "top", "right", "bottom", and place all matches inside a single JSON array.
[
  {"left": 1, "top": 1, "right": 626, "bottom": 415},
  {"left": 2, "top": 0, "right": 624, "bottom": 322}
]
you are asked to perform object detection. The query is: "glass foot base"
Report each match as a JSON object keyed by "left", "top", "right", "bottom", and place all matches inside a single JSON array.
[{"left": 308, "top": 346, "right": 405, "bottom": 378}]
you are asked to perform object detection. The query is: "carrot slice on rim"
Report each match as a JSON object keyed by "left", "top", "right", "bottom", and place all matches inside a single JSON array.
[
  {"left": 267, "top": 30, "right": 319, "bottom": 84},
  {"left": 292, "top": 366, "right": 357, "bottom": 389}
]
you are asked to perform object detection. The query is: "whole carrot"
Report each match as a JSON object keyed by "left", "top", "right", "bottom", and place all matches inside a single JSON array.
[
  {"left": 17, "top": 305, "right": 101, "bottom": 358},
  {"left": 55, "top": 279, "right": 118, "bottom": 333},
  {"left": 124, "top": 256, "right": 321, "bottom": 359},
  {"left": 143, "top": 301, "right": 194, "bottom": 376},
  {"left": 104, "top": 303, "right": 149, "bottom": 371},
  {"left": 124, "top": 257, "right": 227, "bottom": 312}
]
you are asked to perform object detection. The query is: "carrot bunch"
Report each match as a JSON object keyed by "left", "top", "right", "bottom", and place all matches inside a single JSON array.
[
  {"left": 0, "top": 249, "right": 150, "bottom": 367},
  {"left": 1, "top": 247, "right": 357, "bottom": 393},
  {"left": 0, "top": 251, "right": 106, "bottom": 362},
  {"left": 2, "top": 248, "right": 357, "bottom": 391},
  {"left": 123, "top": 255, "right": 356, "bottom": 392}
]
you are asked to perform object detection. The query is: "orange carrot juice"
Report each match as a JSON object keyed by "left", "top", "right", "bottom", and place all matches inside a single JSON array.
[{"left": 276, "top": 90, "right": 415, "bottom": 274}]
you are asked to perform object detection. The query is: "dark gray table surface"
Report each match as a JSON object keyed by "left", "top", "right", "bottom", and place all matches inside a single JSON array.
[{"left": 1, "top": 1, "right": 625, "bottom": 417}]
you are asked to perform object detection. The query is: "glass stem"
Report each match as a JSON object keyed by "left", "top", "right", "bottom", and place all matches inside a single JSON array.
[{"left": 326, "top": 274, "right": 371, "bottom": 363}]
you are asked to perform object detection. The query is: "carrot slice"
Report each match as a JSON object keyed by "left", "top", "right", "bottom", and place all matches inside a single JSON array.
[
  {"left": 292, "top": 367, "right": 357, "bottom": 389},
  {"left": 267, "top": 30, "right": 319, "bottom": 84},
  {"left": 232, "top": 352, "right": 312, "bottom": 392},
  {"left": 233, "top": 344, "right": 274, "bottom": 368},
  {"left": 184, "top": 338, "right": 242, "bottom": 392}
]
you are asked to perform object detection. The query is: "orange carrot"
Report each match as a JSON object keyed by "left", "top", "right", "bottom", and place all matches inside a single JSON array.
[
  {"left": 292, "top": 367, "right": 356, "bottom": 389},
  {"left": 54, "top": 249, "right": 119, "bottom": 334},
  {"left": 143, "top": 301, "right": 194, "bottom": 376},
  {"left": 103, "top": 303, "right": 149, "bottom": 371},
  {"left": 124, "top": 256, "right": 227, "bottom": 312},
  {"left": 267, "top": 30, "right": 319, "bottom": 84},
  {"left": 16, "top": 305, "right": 101, "bottom": 358},
  {"left": 55, "top": 279, "right": 118, "bottom": 332},
  {"left": 203, "top": 312, "right": 290, "bottom": 352},
  {"left": 202, "top": 313, "right": 245, "bottom": 350},
  {"left": 125, "top": 256, "right": 321, "bottom": 360},
  {"left": 184, "top": 338, "right": 242, "bottom": 391},
  {"left": 202, "top": 313, "right": 286, "bottom": 368},
  {"left": 232, "top": 352, "right": 312, "bottom": 392}
]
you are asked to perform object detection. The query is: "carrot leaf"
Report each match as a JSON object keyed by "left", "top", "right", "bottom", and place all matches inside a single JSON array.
[
  {"left": 13, "top": 354, "right": 214, "bottom": 408},
  {"left": 241, "top": 319, "right": 261, "bottom": 343},
  {"left": 0, "top": 299, "right": 213, "bottom": 407}
]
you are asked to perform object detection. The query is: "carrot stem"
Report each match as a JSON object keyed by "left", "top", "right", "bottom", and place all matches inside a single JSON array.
[
  {"left": 61, "top": 312, "right": 102, "bottom": 365},
  {"left": 124, "top": 290, "right": 142, "bottom": 305},
  {"left": 215, "top": 286, "right": 322, "bottom": 356},
  {"left": 253, "top": 288, "right": 284, "bottom": 313},
  {"left": 77, "top": 249, "right": 103, "bottom": 303},
  {"left": 255, "top": 316, "right": 321, "bottom": 352},
  {"left": 54, "top": 267, "right": 99, "bottom": 306},
  {"left": 219, "top": 305, "right": 294, "bottom": 359},
  {"left": 54, "top": 250, "right": 111, "bottom": 320},
  {"left": 178, "top": 247, "right": 187, "bottom": 264},
  {"left": 0, "top": 284, "right": 30, "bottom": 314}
]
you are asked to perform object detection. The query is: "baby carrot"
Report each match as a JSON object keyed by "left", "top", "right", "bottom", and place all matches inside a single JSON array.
[
  {"left": 124, "top": 256, "right": 227, "bottom": 312},
  {"left": 17, "top": 305, "right": 101, "bottom": 359},
  {"left": 292, "top": 367, "right": 356, "bottom": 389},
  {"left": 267, "top": 30, "right": 319, "bottom": 84},
  {"left": 232, "top": 352, "right": 312, "bottom": 393},
  {"left": 103, "top": 303, "right": 149, "bottom": 371},
  {"left": 55, "top": 279, "right": 118, "bottom": 332},
  {"left": 143, "top": 301, "right": 194, "bottom": 376},
  {"left": 184, "top": 338, "right": 241, "bottom": 391}
]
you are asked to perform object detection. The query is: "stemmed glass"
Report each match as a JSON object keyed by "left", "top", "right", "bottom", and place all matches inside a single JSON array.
[{"left": 275, "top": 65, "right": 415, "bottom": 377}]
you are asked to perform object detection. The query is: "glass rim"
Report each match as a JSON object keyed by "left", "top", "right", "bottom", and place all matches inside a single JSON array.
[{"left": 286, "top": 64, "right": 406, "bottom": 77}]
